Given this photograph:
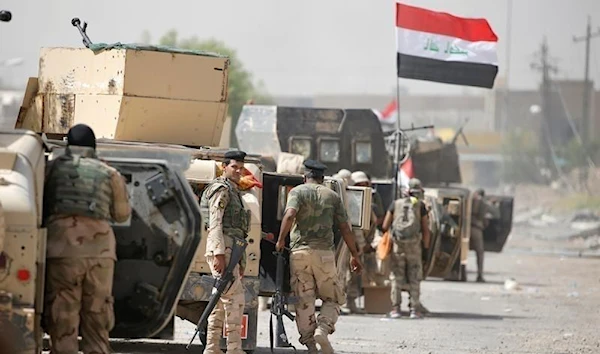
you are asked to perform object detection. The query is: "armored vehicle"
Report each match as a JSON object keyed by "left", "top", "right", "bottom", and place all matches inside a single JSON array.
[
  {"left": 10, "top": 42, "right": 374, "bottom": 353},
  {"left": 236, "top": 105, "right": 391, "bottom": 178}
]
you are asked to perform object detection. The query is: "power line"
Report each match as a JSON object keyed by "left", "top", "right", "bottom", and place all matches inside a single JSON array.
[{"left": 573, "top": 16, "right": 600, "bottom": 145}]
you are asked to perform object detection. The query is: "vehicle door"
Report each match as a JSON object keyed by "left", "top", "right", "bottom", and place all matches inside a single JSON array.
[
  {"left": 482, "top": 195, "right": 514, "bottom": 252},
  {"left": 425, "top": 187, "right": 467, "bottom": 279},
  {"left": 101, "top": 156, "right": 201, "bottom": 339},
  {"left": 259, "top": 172, "right": 304, "bottom": 295}
]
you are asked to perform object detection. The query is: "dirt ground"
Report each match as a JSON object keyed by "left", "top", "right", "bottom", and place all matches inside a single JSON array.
[{"left": 107, "top": 247, "right": 600, "bottom": 354}]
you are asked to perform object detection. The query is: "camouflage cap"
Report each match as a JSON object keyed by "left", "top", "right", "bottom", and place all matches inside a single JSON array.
[{"left": 224, "top": 150, "right": 247, "bottom": 162}]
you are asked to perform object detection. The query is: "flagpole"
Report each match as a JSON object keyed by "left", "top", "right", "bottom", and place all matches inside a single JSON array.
[{"left": 393, "top": 2, "right": 402, "bottom": 200}]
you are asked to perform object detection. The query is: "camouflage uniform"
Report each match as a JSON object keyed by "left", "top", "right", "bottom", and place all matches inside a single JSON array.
[
  {"left": 470, "top": 192, "right": 500, "bottom": 282},
  {"left": 43, "top": 143, "right": 131, "bottom": 354},
  {"left": 200, "top": 177, "right": 249, "bottom": 354},
  {"left": 387, "top": 196, "right": 428, "bottom": 317},
  {"left": 286, "top": 183, "right": 348, "bottom": 347}
]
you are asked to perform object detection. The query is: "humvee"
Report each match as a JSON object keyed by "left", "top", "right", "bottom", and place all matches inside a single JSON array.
[{"left": 7, "top": 44, "right": 374, "bottom": 353}]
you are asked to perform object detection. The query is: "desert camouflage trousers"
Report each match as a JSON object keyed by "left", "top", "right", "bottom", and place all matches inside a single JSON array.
[
  {"left": 204, "top": 246, "right": 245, "bottom": 354},
  {"left": 43, "top": 258, "right": 115, "bottom": 354},
  {"left": 345, "top": 229, "right": 365, "bottom": 299},
  {"left": 389, "top": 240, "right": 422, "bottom": 309},
  {"left": 290, "top": 249, "right": 345, "bottom": 345}
]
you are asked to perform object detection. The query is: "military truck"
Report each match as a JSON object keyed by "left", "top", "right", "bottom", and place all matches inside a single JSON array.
[
  {"left": 236, "top": 104, "right": 514, "bottom": 282},
  {"left": 8, "top": 43, "right": 374, "bottom": 353}
]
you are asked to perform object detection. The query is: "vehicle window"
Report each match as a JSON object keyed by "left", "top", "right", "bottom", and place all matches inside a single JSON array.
[
  {"left": 346, "top": 189, "right": 364, "bottom": 227},
  {"left": 290, "top": 138, "right": 312, "bottom": 159},
  {"left": 320, "top": 139, "right": 340, "bottom": 163},
  {"left": 355, "top": 141, "right": 372, "bottom": 163}
]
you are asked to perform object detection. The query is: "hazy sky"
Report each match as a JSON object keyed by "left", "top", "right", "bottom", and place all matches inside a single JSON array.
[{"left": 1, "top": 0, "right": 599, "bottom": 98}]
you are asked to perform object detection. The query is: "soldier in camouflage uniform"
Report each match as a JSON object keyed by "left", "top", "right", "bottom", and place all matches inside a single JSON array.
[
  {"left": 43, "top": 124, "right": 131, "bottom": 354},
  {"left": 200, "top": 150, "right": 249, "bottom": 354},
  {"left": 276, "top": 160, "right": 362, "bottom": 354},
  {"left": 382, "top": 178, "right": 430, "bottom": 319},
  {"left": 470, "top": 188, "right": 500, "bottom": 283},
  {"left": 341, "top": 171, "right": 385, "bottom": 315},
  {"left": 405, "top": 178, "right": 431, "bottom": 315}
]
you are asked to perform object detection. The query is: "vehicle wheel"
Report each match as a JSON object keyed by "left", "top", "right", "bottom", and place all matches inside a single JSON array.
[
  {"left": 245, "top": 351, "right": 254, "bottom": 354},
  {"left": 459, "top": 264, "right": 467, "bottom": 282}
]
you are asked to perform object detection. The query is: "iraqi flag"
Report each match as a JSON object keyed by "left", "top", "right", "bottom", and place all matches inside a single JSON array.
[
  {"left": 399, "top": 157, "right": 414, "bottom": 189},
  {"left": 396, "top": 3, "right": 499, "bottom": 89},
  {"left": 374, "top": 99, "right": 398, "bottom": 125}
]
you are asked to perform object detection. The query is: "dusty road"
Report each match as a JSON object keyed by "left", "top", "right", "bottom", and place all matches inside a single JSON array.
[{"left": 104, "top": 244, "right": 600, "bottom": 354}]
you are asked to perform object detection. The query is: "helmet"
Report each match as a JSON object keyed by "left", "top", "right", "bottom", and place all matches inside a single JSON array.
[
  {"left": 337, "top": 169, "right": 351, "bottom": 179},
  {"left": 351, "top": 171, "right": 370, "bottom": 185},
  {"left": 475, "top": 188, "right": 485, "bottom": 197},
  {"left": 408, "top": 178, "right": 422, "bottom": 190}
]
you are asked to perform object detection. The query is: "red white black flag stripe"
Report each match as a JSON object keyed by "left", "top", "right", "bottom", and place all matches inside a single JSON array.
[{"left": 396, "top": 3, "right": 499, "bottom": 89}]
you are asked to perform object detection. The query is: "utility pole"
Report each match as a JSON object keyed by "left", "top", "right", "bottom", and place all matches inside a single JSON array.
[
  {"left": 531, "top": 37, "right": 558, "bottom": 178},
  {"left": 573, "top": 16, "right": 600, "bottom": 145}
]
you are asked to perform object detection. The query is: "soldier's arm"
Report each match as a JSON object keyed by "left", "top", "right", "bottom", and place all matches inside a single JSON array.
[
  {"left": 382, "top": 202, "right": 395, "bottom": 232},
  {"left": 207, "top": 188, "right": 229, "bottom": 256},
  {"left": 277, "top": 189, "right": 299, "bottom": 246},
  {"left": 109, "top": 169, "right": 132, "bottom": 223}
]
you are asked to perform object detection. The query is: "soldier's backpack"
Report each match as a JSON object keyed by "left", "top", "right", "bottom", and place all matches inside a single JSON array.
[{"left": 391, "top": 197, "right": 421, "bottom": 242}]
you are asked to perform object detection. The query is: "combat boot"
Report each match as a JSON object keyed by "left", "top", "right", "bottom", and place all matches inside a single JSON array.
[
  {"left": 314, "top": 327, "right": 334, "bottom": 354},
  {"left": 409, "top": 308, "right": 422, "bottom": 319},
  {"left": 388, "top": 306, "right": 401, "bottom": 319}
]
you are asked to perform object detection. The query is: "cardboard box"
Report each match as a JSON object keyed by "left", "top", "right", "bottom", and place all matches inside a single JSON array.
[
  {"left": 40, "top": 93, "right": 227, "bottom": 147},
  {"left": 38, "top": 47, "right": 229, "bottom": 102},
  {"left": 363, "top": 286, "right": 392, "bottom": 314}
]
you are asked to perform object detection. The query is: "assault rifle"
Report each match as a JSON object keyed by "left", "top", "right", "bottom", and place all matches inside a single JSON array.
[
  {"left": 186, "top": 237, "right": 248, "bottom": 350},
  {"left": 269, "top": 251, "right": 296, "bottom": 353}
]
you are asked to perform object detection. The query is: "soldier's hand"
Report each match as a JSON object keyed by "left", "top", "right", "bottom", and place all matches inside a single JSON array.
[
  {"left": 275, "top": 239, "right": 286, "bottom": 252},
  {"left": 214, "top": 254, "right": 226, "bottom": 274},
  {"left": 239, "top": 266, "right": 245, "bottom": 278},
  {"left": 350, "top": 256, "right": 363, "bottom": 274}
]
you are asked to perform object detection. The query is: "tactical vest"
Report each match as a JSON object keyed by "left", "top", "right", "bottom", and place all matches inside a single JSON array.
[
  {"left": 391, "top": 197, "right": 421, "bottom": 242},
  {"left": 45, "top": 148, "right": 113, "bottom": 220},
  {"left": 200, "top": 178, "right": 249, "bottom": 239}
]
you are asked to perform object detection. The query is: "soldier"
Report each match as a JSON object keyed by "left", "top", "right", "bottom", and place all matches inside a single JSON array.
[
  {"left": 275, "top": 159, "right": 362, "bottom": 354},
  {"left": 382, "top": 181, "right": 430, "bottom": 319},
  {"left": 341, "top": 171, "right": 385, "bottom": 314},
  {"left": 470, "top": 188, "right": 500, "bottom": 283},
  {"left": 43, "top": 124, "right": 131, "bottom": 354},
  {"left": 405, "top": 178, "right": 431, "bottom": 316},
  {"left": 336, "top": 169, "right": 353, "bottom": 186},
  {"left": 200, "top": 150, "right": 250, "bottom": 354}
]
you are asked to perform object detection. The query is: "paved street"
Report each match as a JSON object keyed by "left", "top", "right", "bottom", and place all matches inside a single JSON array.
[{"left": 104, "top": 241, "right": 600, "bottom": 354}]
